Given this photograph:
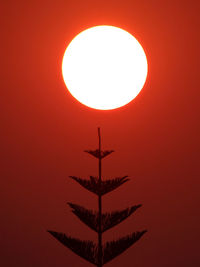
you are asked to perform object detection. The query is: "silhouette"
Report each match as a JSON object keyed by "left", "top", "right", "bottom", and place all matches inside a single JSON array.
[{"left": 48, "top": 128, "right": 147, "bottom": 266}]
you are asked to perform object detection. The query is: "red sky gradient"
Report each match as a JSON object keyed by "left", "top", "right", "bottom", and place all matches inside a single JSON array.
[{"left": 1, "top": 1, "right": 200, "bottom": 266}]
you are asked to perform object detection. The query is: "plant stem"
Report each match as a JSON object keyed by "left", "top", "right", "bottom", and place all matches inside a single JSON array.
[{"left": 98, "top": 127, "right": 102, "bottom": 267}]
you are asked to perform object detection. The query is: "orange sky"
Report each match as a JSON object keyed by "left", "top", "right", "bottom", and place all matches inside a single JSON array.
[{"left": 1, "top": 1, "right": 200, "bottom": 267}]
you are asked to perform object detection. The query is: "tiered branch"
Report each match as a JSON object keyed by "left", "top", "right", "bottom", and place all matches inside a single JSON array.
[
  {"left": 48, "top": 128, "right": 147, "bottom": 266},
  {"left": 69, "top": 175, "right": 129, "bottom": 195},
  {"left": 68, "top": 202, "right": 142, "bottom": 232}
]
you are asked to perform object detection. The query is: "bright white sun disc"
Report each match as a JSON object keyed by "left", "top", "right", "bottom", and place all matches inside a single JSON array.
[{"left": 62, "top": 25, "right": 148, "bottom": 110}]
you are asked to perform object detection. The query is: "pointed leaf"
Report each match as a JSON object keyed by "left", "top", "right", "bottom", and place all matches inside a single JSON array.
[
  {"left": 103, "top": 231, "right": 147, "bottom": 264},
  {"left": 47, "top": 230, "right": 98, "bottom": 265},
  {"left": 100, "top": 176, "right": 129, "bottom": 195},
  {"left": 69, "top": 176, "right": 129, "bottom": 196},
  {"left": 69, "top": 176, "right": 99, "bottom": 195},
  {"left": 68, "top": 202, "right": 99, "bottom": 232},
  {"left": 84, "top": 149, "right": 114, "bottom": 159},
  {"left": 102, "top": 205, "right": 142, "bottom": 232}
]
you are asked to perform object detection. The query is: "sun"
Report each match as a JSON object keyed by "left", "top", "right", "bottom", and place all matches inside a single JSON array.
[{"left": 62, "top": 25, "right": 148, "bottom": 110}]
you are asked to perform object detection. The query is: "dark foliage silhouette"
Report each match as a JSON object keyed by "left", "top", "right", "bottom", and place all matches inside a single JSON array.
[
  {"left": 68, "top": 202, "right": 142, "bottom": 233},
  {"left": 102, "top": 231, "right": 147, "bottom": 264},
  {"left": 69, "top": 175, "right": 129, "bottom": 195},
  {"left": 48, "top": 128, "right": 147, "bottom": 266},
  {"left": 48, "top": 230, "right": 98, "bottom": 265}
]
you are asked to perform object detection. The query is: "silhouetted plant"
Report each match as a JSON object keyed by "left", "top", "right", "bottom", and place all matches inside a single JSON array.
[{"left": 48, "top": 128, "right": 147, "bottom": 266}]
